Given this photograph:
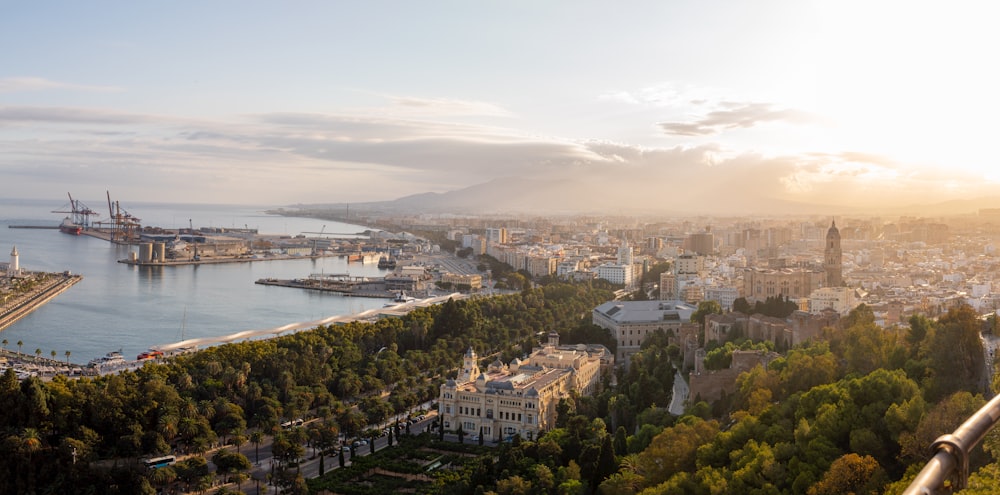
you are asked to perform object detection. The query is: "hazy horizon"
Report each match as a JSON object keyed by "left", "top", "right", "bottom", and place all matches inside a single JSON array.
[{"left": 4, "top": 2, "right": 999, "bottom": 214}]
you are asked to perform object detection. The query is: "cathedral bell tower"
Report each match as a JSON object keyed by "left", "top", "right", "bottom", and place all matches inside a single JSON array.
[{"left": 824, "top": 220, "right": 843, "bottom": 287}]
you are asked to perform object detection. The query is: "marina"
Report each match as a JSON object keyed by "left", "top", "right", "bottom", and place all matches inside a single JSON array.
[{"left": 0, "top": 198, "right": 400, "bottom": 365}]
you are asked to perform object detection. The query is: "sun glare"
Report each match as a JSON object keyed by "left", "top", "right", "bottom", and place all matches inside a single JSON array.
[{"left": 805, "top": 1, "right": 1000, "bottom": 179}]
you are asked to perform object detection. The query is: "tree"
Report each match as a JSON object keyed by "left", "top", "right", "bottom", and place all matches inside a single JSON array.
[
  {"left": 250, "top": 431, "right": 263, "bottom": 464},
  {"left": 231, "top": 433, "right": 247, "bottom": 456},
  {"left": 923, "top": 304, "right": 985, "bottom": 401},
  {"left": 637, "top": 417, "right": 720, "bottom": 487},
  {"left": 733, "top": 297, "right": 753, "bottom": 315},
  {"left": 50, "top": 350, "right": 56, "bottom": 360},
  {"left": 807, "top": 453, "right": 888, "bottom": 495},
  {"left": 16, "top": 340, "right": 22, "bottom": 355},
  {"left": 64, "top": 350, "right": 71, "bottom": 364},
  {"left": 691, "top": 300, "right": 723, "bottom": 326},
  {"left": 211, "top": 449, "right": 251, "bottom": 484}
]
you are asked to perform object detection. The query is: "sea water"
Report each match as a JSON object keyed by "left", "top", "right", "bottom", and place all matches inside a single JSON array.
[{"left": 0, "top": 197, "right": 393, "bottom": 364}]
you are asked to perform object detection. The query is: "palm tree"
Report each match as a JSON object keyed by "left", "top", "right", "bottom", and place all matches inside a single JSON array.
[
  {"left": 2, "top": 339, "right": 7, "bottom": 351},
  {"left": 232, "top": 433, "right": 247, "bottom": 456},
  {"left": 50, "top": 350, "right": 56, "bottom": 360},
  {"left": 34, "top": 348, "right": 41, "bottom": 360},
  {"left": 20, "top": 427, "right": 42, "bottom": 493},
  {"left": 250, "top": 431, "right": 263, "bottom": 464},
  {"left": 16, "top": 340, "right": 23, "bottom": 355},
  {"left": 64, "top": 350, "right": 71, "bottom": 364},
  {"left": 150, "top": 466, "right": 178, "bottom": 494}
]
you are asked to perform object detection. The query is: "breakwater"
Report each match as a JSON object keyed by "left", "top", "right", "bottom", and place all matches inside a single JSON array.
[{"left": 0, "top": 273, "right": 82, "bottom": 331}]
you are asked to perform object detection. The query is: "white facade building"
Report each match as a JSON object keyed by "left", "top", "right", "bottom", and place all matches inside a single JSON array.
[
  {"left": 596, "top": 263, "right": 633, "bottom": 287},
  {"left": 438, "top": 335, "right": 612, "bottom": 441},
  {"left": 704, "top": 286, "right": 741, "bottom": 311},
  {"left": 808, "top": 286, "right": 859, "bottom": 315}
]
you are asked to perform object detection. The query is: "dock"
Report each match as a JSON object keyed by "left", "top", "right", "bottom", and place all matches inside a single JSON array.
[
  {"left": 118, "top": 252, "right": 340, "bottom": 267},
  {"left": 255, "top": 276, "right": 397, "bottom": 298},
  {"left": 0, "top": 272, "right": 82, "bottom": 331},
  {"left": 7, "top": 225, "right": 59, "bottom": 230}
]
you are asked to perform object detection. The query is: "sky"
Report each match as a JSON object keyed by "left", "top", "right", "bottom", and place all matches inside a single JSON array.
[{"left": 3, "top": 1, "right": 1000, "bottom": 214}]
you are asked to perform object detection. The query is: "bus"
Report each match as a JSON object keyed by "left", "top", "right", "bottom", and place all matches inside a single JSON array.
[{"left": 143, "top": 455, "right": 176, "bottom": 469}]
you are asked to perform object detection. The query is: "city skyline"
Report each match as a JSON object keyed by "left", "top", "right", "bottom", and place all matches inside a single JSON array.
[{"left": 3, "top": 1, "right": 999, "bottom": 213}]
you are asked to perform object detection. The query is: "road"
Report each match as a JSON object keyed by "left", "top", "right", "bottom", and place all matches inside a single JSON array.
[
  {"left": 412, "top": 252, "right": 480, "bottom": 276},
  {"left": 669, "top": 370, "right": 689, "bottom": 415},
  {"left": 203, "top": 409, "right": 441, "bottom": 494}
]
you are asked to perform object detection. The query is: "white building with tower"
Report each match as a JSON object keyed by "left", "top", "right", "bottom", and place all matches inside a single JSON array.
[{"left": 438, "top": 333, "right": 612, "bottom": 441}]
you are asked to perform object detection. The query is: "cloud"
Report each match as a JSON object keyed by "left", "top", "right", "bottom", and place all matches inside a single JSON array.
[
  {"left": 384, "top": 95, "right": 513, "bottom": 117},
  {"left": 1, "top": 102, "right": 993, "bottom": 212},
  {"left": 0, "top": 77, "right": 123, "bottom": 93},
  {"left": 598, "top": 91, "right": 640, "bottom": 104},
  {"left": 0, "top": 106, "right": 154, "bottom": 125},
  {"left": 659, "top": 102, "right": 815, "bottom": 136}
]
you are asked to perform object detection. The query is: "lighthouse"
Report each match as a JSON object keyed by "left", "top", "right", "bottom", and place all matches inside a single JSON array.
[{"left": 7, "top": 246, "right": 19, "bottom": 278}]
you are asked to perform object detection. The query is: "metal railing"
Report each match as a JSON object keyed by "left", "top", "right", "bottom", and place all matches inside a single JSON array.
[{"left": 903, "top": 392, "right": 1000, "bottom": 494}]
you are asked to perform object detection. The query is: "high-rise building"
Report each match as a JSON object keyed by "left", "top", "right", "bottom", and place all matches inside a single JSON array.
[
  {"left": 485, "top": 228, "right": 509, "bottom": 245},
  {"left": 687, "top": 230, "right": 715, "bottom": 256},
  {"left": 617, "top": 240, "right": 633, "bottom": 266},
  {"left": 824, "top": 220, "right": 843, "bottom": 287}
]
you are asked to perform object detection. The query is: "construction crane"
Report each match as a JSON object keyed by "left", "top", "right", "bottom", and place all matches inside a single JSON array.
[
  {"left": 94, "top": 191, "right": 141, "bottom": 244},
  {"left": 51, "top": 192, "right": 99, "bottom": 229},
  {"left": 311, "top": 225, "right": 326, "bottom": 256}
]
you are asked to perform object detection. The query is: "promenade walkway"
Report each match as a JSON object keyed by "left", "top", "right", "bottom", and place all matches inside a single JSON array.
[{"left": 0, "top": 272, "right": 81, "bottom": 331}]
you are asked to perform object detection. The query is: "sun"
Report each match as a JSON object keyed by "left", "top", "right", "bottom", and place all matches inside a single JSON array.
[{"left": 799, "top": 1, "right": 1000, "bottom": 179}]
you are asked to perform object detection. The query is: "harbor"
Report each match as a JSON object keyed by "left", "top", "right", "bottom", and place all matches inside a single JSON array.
[{"left": 0, "top": 198, "right": 411, "bottom": 366}]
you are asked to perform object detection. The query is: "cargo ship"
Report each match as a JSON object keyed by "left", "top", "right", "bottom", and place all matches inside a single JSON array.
[{"left": 59, "top": 217, "right": 82, "bottom": 235}]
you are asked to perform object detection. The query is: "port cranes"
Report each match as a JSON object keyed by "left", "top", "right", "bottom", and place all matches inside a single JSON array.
[
  {"left": 51, "top": 192, "right": 100, "bottom": 229},
  {"left": 94, "top": 191, "right": 141, "bottom": 244}
]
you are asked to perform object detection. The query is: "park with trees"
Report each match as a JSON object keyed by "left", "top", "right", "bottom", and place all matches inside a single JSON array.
[{"left": 0, "top": 271, "right": 997, "bottom": 494}]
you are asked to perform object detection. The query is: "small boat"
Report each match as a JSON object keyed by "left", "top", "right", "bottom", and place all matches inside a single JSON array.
[
  {"left": 377, "top": 256, "right": 397, "bottom": 269},
  {"left": 59, "top": 217, "right": 82, "bottom": 235},
  {"left": 384, "top": 291, "right": 416, "bottom": 307},
  {"left": 88, "top": 350, "right": 126, "bottom": 368}
]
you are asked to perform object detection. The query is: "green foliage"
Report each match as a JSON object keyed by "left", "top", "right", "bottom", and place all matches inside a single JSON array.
[
  {"left": 8, "top": 273, "right": 998, "bottom": 495},
  {"left": 641, "top": 262, "right": 671, "bottom": 285},
  {"left": 690, "top": 300, "right": 722, "bottom": 326},
  {"left": 922, "top": 304, "right": 985, "bottom": 401},
  {"left": 0, "top": 282, "right": 613, "bottom": 493}
]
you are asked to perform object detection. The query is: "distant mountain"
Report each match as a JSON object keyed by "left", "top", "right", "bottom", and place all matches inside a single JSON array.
[{"left": 294, "top": 179, "right": 1000, "bottom": 218}]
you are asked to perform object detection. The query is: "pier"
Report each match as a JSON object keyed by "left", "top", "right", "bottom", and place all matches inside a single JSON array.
[
  {"left": 0, "top": 272, "right": 82, "bottom": 331},
  {"left": 255, "top": 275, "right": 397, "bottom": 298},
  {"left": 118, "top": 252, "right": 339, "bottom": 267}
]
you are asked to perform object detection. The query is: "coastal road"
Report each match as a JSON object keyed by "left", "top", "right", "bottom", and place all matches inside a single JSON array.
[{"left": 669, "top": 370, "right": 689, "bottom": 415}]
